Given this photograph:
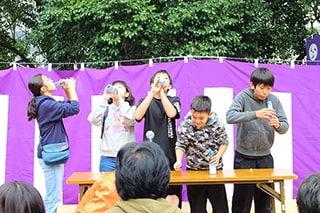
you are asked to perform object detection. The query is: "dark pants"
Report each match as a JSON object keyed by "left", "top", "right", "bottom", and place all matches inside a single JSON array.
[
  {"left": 167, "top": 185, "right": 183, "bottom": 208},
  {"left": 232, "top": 152, "right": 274, "bottom": 213},
  {"left": 187, "top": 184, "right": 229, "bottom": 213}
]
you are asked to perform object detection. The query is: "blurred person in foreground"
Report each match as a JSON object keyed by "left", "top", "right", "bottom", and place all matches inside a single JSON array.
[
  {"left": 296, "top": 172, "right": 320, "bottom": 213},
  {"left": 0, "top": 180, "right": 45, "bottom": 213},
  {"left": 106, "top": 142, "right": 182, "bottom": 213}
]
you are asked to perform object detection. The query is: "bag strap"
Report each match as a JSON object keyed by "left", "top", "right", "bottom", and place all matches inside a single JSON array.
[
  {"left": 61, "top": 122, "right": 69, "bottom": 142},
  {"left": 100, "top": 106, "right": 109, "bottom": 139}
]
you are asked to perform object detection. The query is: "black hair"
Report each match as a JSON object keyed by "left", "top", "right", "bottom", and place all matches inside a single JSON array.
[
  {"left": 107, "top": 80, "right": 135, "bottom": 106},
  {"left": 0, "top": 181, "right": 45, "bottom": 213},
  {"left": 115, "top": 142, "right": 170, "bottom": 200},
  {"left": 27, "top": 73, "right": 44, "bottom": 121},
  {"left": 296, "top": 172, "right": 320, "bottom": 213},
  {"left": 250, "top": 68, "right": 274, "bottom": 87},
  {"left": 150, "top": 69, "right": 172, "bottom": 85},
  {"left": 190, "top": 95, "right": 212, "bottom": 114}
]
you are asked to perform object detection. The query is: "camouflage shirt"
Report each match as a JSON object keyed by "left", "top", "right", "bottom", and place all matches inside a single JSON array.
[{"left": 176, "top": 112, "right": 229, "bottom": 170}]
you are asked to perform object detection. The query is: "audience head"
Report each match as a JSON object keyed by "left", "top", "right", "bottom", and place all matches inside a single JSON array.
[
  {"left": 296, "top": 172, "right": 320, "bottom": 213},
  {"left": 0, "top": 181, "right": 45, "bottom": 213},
  {"left": 115, "top": 142, "right": 170, "bottom": 200}
]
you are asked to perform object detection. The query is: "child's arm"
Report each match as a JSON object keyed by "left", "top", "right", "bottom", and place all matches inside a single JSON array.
[
  {"left": 159, "top": 90, "right": 178, "bottom": 118},
  {"left": 213, "top": 144, "right": 228, "bottom": 165},
  {"left": 62, "top": 77, "right": 79, "bottom": 101},
  {"left": 87, "top": 98, "right": 107, "bottom": 126},
  {"left": 173, "top": 149, "right": 184, "bottom": 171},
  {"left": 134, "top": 91, "right": 155, "bottom": 120},
  {"left": 120, "top": 100, "right": 136, "bottom": 126}
]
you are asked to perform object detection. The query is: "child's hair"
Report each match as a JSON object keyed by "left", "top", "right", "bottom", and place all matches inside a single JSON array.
[
  {"left": 250, "top": 68, "right": 274, "bottom": 87},
  {"left": 190, "top": 95, "right": 212, "bottom": 114},
  {"left": 0, "top": 181, "right": 45, "bottom": 213},
  {"left": 27, "top": 73, "right": 44, "bottom": 121},
  {"left": 108, "top": 80, "right": 135, "bottom": 106},
  {"left": 150, "top": 69, "right": 172, "bottom": 85},
  {"left": 296, "top": 172, "right": 320, "bottom": 213}
]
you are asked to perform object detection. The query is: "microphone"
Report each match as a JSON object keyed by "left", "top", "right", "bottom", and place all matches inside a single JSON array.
[
  {"left": 54, "top": 79, "right": 68, "bottom": 87},
  {"left": 146, "top": 130, "right": 155, "bottom": 142},
  {"left": 266, "top": 101, "right": 273, "bottom": 109}
]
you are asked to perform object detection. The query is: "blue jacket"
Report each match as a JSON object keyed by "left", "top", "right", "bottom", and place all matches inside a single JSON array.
[{"left": 35, "top": 95, "right": 80, "bottom": 158}]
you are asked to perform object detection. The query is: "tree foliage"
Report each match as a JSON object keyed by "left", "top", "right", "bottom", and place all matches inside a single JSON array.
[
  {"left": 0, "top": 0, "right": 37, "bottom": 68},
  {"left": 0, "top": 0, "right": 317, "bottom": 69}
]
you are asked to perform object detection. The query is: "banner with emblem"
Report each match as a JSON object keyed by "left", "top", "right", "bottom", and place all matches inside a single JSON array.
[{"left": 306, "top": 33, "right": 320, "bottom": 65}]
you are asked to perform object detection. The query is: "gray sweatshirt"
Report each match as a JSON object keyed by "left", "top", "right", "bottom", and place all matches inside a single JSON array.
[
  {"left": 226, "top": 88, "right": 289, "bottom": 157},
  {"left": 88, "top": 98, "right": 136, "bottom": 157}
]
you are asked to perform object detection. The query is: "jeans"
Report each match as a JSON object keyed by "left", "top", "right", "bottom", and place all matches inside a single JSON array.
[
  {"left": 100, "top": 156, "right": 116, "bottom": 172},
  {"left": 39, "top": 159, "right": 64, "bottom": 213}
]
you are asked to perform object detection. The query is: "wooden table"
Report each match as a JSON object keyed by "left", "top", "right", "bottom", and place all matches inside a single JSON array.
[{"left": 67, "top": 168, "right": 297, "bottom": 213}]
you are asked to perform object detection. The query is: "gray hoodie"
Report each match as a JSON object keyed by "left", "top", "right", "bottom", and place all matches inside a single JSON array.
[{"left": 226, "top": 88, "right": 289, "bottom": 156}]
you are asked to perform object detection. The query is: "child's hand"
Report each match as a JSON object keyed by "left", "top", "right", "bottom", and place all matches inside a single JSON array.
[
  {"left": 104, "top": 90, "right": 121, "bottom": 105},
  {"left": 268, "top": 115, "right": 280, "bottom": 128},
  {"left": 256, "top": 108, "right": 276, "bottom": 119},
  {"left": 61, "top": 77, "right": 76, "bottom": 90},
  {"left": 150, "top": 82, "right": 161, "bottom": 94},
  {"left": 103, "top": 92, "right": 112, "bottom": 101},
  {"left": 173, "top": 162, "right": 182, "bottom": 171}
]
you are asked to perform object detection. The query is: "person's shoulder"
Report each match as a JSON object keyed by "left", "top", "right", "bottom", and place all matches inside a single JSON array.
[
  {"left": 104, "top": 205, "right": 123, "bottom": 213},
  {"left": 36, "top": 96, "right": 55, "bottom": 108},
  {"left": 268, "top": 93, "right": 280, "bottom": 100},
  {"left": 154, "top": 198, "right": 183, "bottom": 213},
  {"left": 168, "top": 95, "right": 180, "bottom": 100},
  {"left": 233, "top": 88, "right": 253, "bottom": 100},
  {"left": 239, "top": 88, "right": 251, "bottom": 95},
  {"left": 36, "top": 95, "right": 53, "bottom": 102},
  {"left": 179, "top": 114, "right": 193, "bottom": 130},
  {"left": 77, "top": 172, "right": 120, "bottom": 213}
]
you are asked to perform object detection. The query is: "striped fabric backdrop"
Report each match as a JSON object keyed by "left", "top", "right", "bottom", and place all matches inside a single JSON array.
[{"left": 0, "top": 59, "right": 319, "bottom": 203}]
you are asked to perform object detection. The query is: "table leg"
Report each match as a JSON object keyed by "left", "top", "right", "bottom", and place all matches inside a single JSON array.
[
  {"left": 78, "top": 184, "right": 90, "bottom": 202},
  {"left": 279, "top": 181, "right": 286, "bottom": 213},
  {"left": 256, "top": 181, "right": 286, "bottom": 213},
  {"left": 270, "top": 183, "right": 275, "bottom": 213}
]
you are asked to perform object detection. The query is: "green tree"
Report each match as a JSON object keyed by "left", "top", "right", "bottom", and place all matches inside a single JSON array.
[
  {"left": 0, "top": 0, "right": 317, "bottom": 69},
  {"left": 0, "top": 0, "right": 37, "bottom": 68}
]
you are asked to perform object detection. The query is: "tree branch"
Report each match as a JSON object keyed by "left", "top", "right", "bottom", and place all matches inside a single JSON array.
[{"left": 0, "top": 41, "right": 35, "bottom": 68}]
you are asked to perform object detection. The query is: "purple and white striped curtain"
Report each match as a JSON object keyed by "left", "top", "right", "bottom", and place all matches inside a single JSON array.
[{"left": 1, "top": 59, "right": 319, "bottom": 203}]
